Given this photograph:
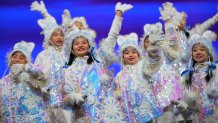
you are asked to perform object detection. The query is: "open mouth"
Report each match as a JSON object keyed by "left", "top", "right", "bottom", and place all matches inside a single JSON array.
[
  {"left": 128, "top": 58, "right": 135, "bottom": 61},
  {"left": 57, "top": 40, "right": 63, "bottom": 44},
  {"left": 195, "top": 55, "right": 203, "bottom": 59},
  {"left": 77, "top": 48, "right": 85, "bottom": 52}
]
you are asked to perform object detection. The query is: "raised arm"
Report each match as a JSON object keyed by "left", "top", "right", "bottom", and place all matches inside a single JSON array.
[
  {"left": 190, "top": 12, "right": 218, "bottom": 35},
  {"left": 99, "top": 2, "right": 133, "bottom": 66},
  {"left": 30, "top": 1, "right": 53, "bottom": 19}
]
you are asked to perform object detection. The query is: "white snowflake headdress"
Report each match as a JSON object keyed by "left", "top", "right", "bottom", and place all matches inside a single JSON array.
[
  {"left": 38, "top": 16, "right": 61, "bottom": 49},
  {"left": 189, "top": 30, "right": 216, "bottom": 58},
  {"left": 69, "top": 17, "right": 89, "bottom": 29},
  {"left": 141, "top": 22, "right": 163, "bottom": 46},
  {"left": 7, "top": 41, "right": 35, "bottom": 64},
  {"left": 117, "top": 33, "right": 141, "bottom": 56},
  {"left": 61, "top": 9, "right": 89, "bottom": 32},
  {"left": 66, "top": 29, "right": 96, "bottom": 48},
  {"left": 181, "top": 30, "right": 217, "bottom": 77}
]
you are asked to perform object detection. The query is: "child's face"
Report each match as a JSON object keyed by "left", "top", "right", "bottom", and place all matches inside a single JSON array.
[
  {"left": 50, "top": 29, "right": 64, "bottom": 47},
  {"left": 74, "top": 21, "right": 84, "bottom": 30},
  {"left": 10, "top": 51, "right": 27, "bottom": 65},
  {"left": 123, "top": 47, "right": 139, "bottom": 65},
  {"left": 72, "top": 36, "right": 90, "bottom": 57},
  {"left": 192, "top": 43, "right": 209, "bottom": 63},
  {"left": 144, "top": 38, "right": 150, "bottom": 50}
]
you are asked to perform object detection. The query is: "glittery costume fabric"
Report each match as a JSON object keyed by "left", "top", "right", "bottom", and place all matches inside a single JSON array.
[
  {"left": 0, "top": 64, "right": 49, "bottom": 123},
  {"left": 178, "top": 63, "right": 218, "bottom": 123},
  {"left": 115, "top": 59, "right": 163, "bottom": 123},
  {"left": 63, "top": 15, "right": 125, "bottom": 123},
  {"left": 35, "top": 46, "right": 67, "bottom": 122}
]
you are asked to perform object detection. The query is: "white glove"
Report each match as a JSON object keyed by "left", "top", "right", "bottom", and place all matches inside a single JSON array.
[
  {"left": 62, "top": 9, "right": 72, "bottom": 27},
  {"left": 115, "top": 2, "right": 133, "bottom": 13},
  {"left": 159, "top": 2, "right": 176, "bottom": 21},
  {"left": 176, "top": 100, "right": 188, "bottom": 110},
  {"left": 18, "top": 72, "right": 30, "bottom": 83},
  {"left": 75, "top": 93, "right": 87, "bottom": 105},
  {"left": 41, "top": 86, "right": 49, "bottom": 93},
  {"left": 30, "top": 1, "right": 47, "bottom": 14},
  {"left": 11, "top": 64, "right": 24, "bottom": 75},
  {"left": 69, "top": 92, "right": 87, "bottom": 105},
  {"left": 30, "top": 1, "right": 51, "bottom": 18},
  {"left": 207, "top": 81, "right": 218, "bottom": 98}
]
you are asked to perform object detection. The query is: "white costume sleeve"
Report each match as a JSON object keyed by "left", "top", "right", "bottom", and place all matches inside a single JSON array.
[
  {"left": 99, "top": 15, "right": 123, "bottom": 66},
  {"left": 190, "top": 12, "right": 218, "bottom": 35}
]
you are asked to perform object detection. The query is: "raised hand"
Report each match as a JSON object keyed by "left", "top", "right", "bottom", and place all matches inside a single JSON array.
[{"left": 115, "top": 2, "right": 133, "bottom": 14}]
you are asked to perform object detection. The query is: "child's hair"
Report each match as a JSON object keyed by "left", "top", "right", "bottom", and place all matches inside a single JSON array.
[
  {"left": 205, "top": 53, "right": 214, "bottom": 82},
  {"left": 145, "top": 35, "right": 149, "bottom": 40},
  {"left": 185, "top": 51, "right": 214, "bottom": 87},
  {"left": 184, "top": 30, "right": 190, "bottom": 38},
  {"left": 67, "top": 51, "right": 93, "bottom": 66}
]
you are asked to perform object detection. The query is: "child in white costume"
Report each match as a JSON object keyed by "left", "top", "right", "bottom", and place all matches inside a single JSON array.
[
  {"left": 154, "top": 3, "right": 218, "bottom": 122},
  {"left": 61, "top": 9, "right": 89, "bottom": 33},
  {"left": 159, "top": 2, "right": 218, "bottom": 73},
  {"left": 63, "top": 2, "right": 133, "bottom": 123},
  {"left": 173, "top": 31, "right": 218, "bottom": 123},
  {"left": 30, "top": 1, "right": 68, "bottom": 122},
  {"left": 114, "top": 33, "right": 163, "bottom": 123},
  {"left": 141, "top": 22, "right": 181, "bottom": 123},
  {"left": 0, "top": 41, "right": 49, "bottom": 123}
]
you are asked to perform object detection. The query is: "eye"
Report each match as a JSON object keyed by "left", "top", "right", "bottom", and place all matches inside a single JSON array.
[
  {"left": 200, "top": 48, "right": 205, "bottom": 51},
  {"left": 12, "top": 55, "right": 17, "bottom": 58},
  {"left": 73, "top": 42, "right": 79, "bottom": 45},
  {"left": 123, "top": 51, "right": 129, "bottom": 55},
  {"left": 132, "top": 51, "right": 137, "bottom": 54}
]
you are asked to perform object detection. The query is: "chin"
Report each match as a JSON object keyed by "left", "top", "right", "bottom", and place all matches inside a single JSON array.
[
  {"left": 129, "top": 61, "right": 137, "bottom": 65},
  {"left": 196, "top": 59, "right": 207, "bottom": 63}
]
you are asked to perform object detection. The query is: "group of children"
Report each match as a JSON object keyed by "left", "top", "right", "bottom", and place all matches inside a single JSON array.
[{"left": 0, "top": 1, "right": 218, "bottom": 123}]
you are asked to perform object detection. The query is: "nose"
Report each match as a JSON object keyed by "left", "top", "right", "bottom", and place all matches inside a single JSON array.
[
  {"left": 128, "top": 54, "right": 134, "bottom": 58},
  {"left": 78, "top": 45, "right": 84, "bottom": 48},
  {"left": 58, "top": 35, "right": 63, "bottom": 39},
  {"left": 13, "top": 58, "right": 21, "bottom": 64},
  {"left": 195, "top": 51, "right": 201, "bottom": 55}
]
